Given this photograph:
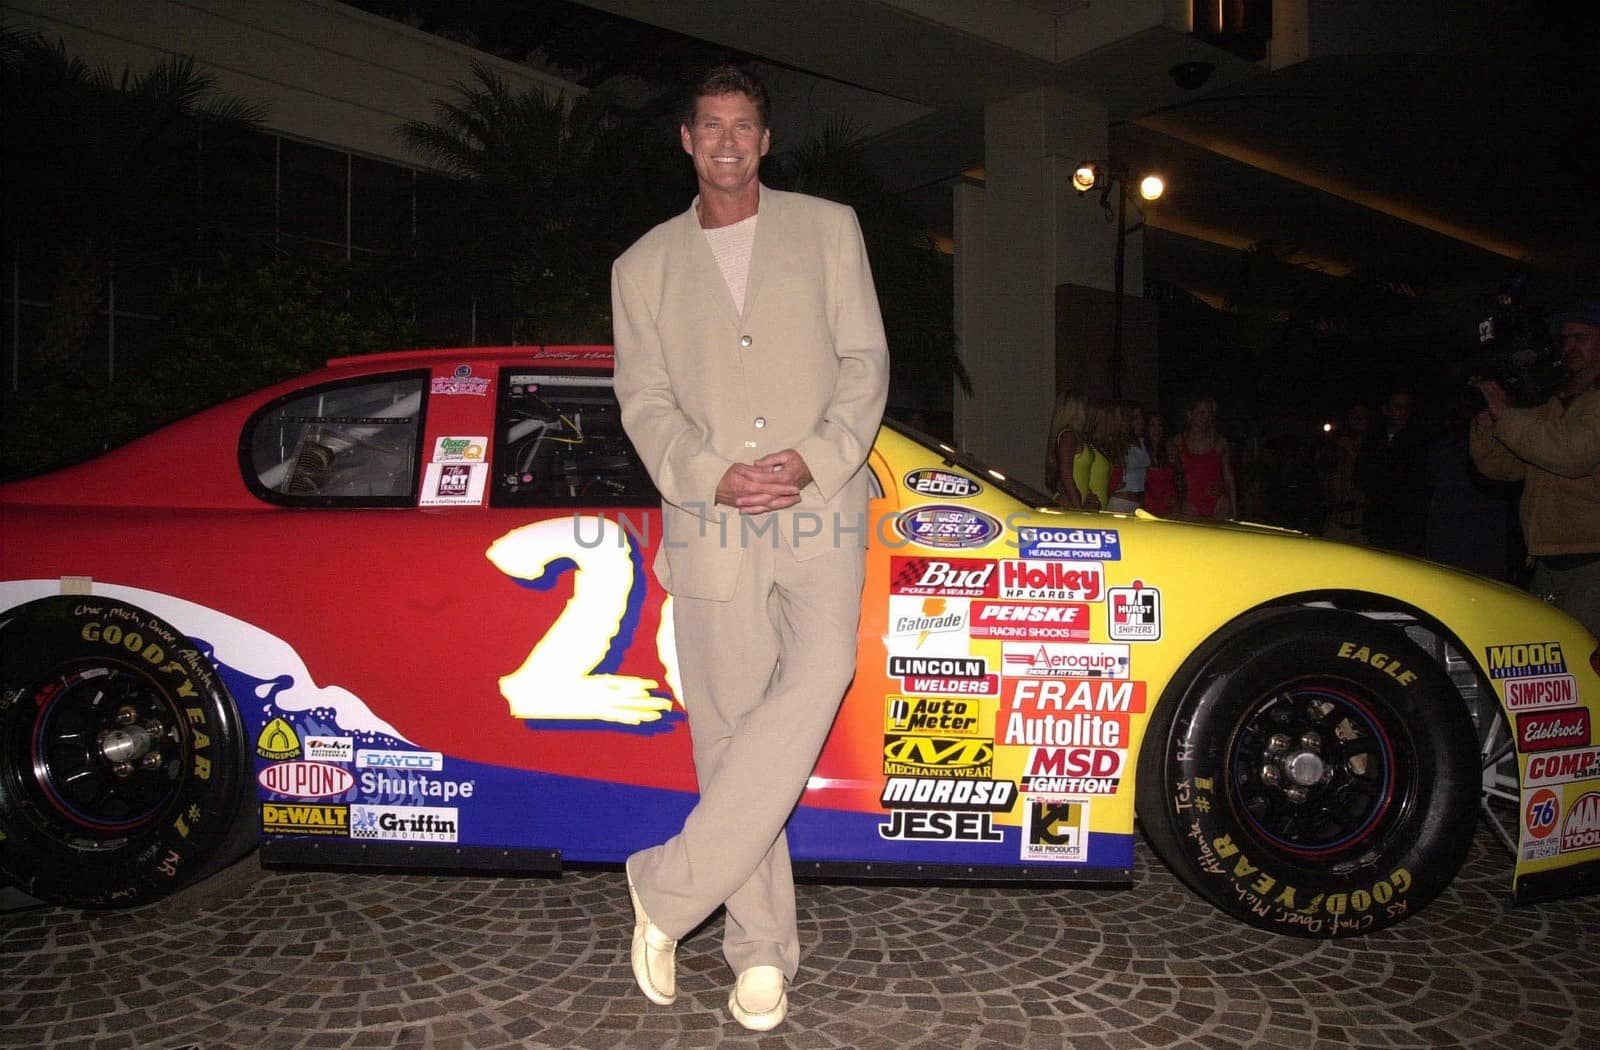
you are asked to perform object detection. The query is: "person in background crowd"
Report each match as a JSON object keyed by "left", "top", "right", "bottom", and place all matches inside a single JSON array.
[
  {"left": 1356, "top": 389, "right": 1430, "bottom": 554},
  {"left": 1319, "top": 403, "right": 1369, "bottom": 545},
  {"left": 1470, "top": 298, "right": 1600, "bottom": 636},
  {"left": 1173, "top": 394, "right": 1236, "bottom": 519},
  {"left": 1426, "top": 389, "right": 1513, "bottom": 579},
  {"left": 1076, "top": 399, "right": 1117, "bottom": 511},
  {"left": 1141, "top": 411, "right": 1180, "bottom": 515},
  {"left": 1046, "top": 391, "right": 1089, "bottom": 508},
  {"left": 1107, "top": 400, "right": 1149, "bottom": 512}
]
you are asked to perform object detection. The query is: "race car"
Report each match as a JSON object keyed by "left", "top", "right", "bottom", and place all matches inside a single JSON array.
[{"left": 2, "top": 345, "right": 1596, "bottom": 937}]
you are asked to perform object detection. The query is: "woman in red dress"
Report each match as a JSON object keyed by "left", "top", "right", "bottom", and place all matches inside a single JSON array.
[
  {"left": 1141, "top": 412, "right": 1180, "bottom": 515},
  {"left": 1172, "top": 396, "right": 1237, "bottom": 520}
]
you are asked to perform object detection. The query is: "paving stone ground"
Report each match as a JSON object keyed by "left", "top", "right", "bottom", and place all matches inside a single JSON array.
[{"left": 4, "top": 826, "right": 1596, "bottom": 1050}]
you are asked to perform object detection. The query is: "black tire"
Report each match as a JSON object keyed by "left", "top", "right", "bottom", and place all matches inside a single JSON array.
[
  {"left": 1136, "top": 608, "right": 1479, "bottom": 937},
  {"left": 0, "top": 595, "right": 255, "bottom": 908}
]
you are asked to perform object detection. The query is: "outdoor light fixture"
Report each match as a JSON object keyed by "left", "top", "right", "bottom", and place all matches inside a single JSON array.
[
  {"left": 1070, "top": 160, "right": 1169, "bottom": 398},
  {"left": 1138, "top": 174, "right": 1165, "bottom": 201},
  {"left": 1072, "top": 163, "right": 1100, "bottom": 193}
]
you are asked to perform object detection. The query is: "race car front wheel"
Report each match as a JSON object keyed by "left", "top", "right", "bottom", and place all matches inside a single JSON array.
[
  {"left": 0, "top": 596, "right": 255, "bottom": 908},
  {"left": 1136, "top": 608, "right": 1479, "bottom": 937}
]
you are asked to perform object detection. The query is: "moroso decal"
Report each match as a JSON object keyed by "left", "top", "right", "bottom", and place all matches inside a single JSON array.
[
  {"left": 903, "top": 468, "right": 983, "bottom": 499},
  {"left": 894, "top": 506, "right": 1003, "bottom": 550},
  {"left": 879, "top": 777, "right": 1017, "bottom": 812},
  {"left": 1485, "top": 642, "right": 1567, "bottom": 679},
  {"left": 1517, "top": 709, "right": 1591, "bottom": 753},
  {"left": 1004, "top": 678, "right": 1148, "bottom": 713}
]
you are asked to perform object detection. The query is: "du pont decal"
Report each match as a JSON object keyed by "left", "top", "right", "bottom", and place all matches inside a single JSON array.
[{"left": 258, "top": 760, "right": 355, "bottom": 799}]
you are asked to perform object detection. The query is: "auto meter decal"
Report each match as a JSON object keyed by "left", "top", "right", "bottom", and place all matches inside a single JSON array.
[
  {"left": 894, "top": 506, "right": 1002, "bottom": 550},
  {"left": 903, "top": 468, "right": 982, "bottom": 499}
]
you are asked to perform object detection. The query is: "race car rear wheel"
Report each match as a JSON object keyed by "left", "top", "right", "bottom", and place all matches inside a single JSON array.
[
  {"left": 0, "top": 596, "right": 255, "bottom": 908},
  {"left": 1136, "top": 608, "right": 1479, "bottom": 937}
]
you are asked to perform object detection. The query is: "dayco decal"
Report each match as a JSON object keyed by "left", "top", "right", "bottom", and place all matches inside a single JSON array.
[
  {"left": 889, "top": 557, "right": 997, "bottom": 597},
  {"left": 1002, "top": 642, "right": 1129, "bottom": 679},
  {"left": 1107, "top": 582, "right": 1161, "bottom": 641},
  {"left": 350, "top": 804, "right": 459, "bottom": 842},
  {"left": 880, "top": 777, "right": 1017, "bottom": 812},
  {"left": 1336, "top": 642, "right": 1418, "bottom": 685},
  {"left": 1525, "top": 747, "right": 1600, "bottom": 786},
  {"left": 1023, "top": 747, "right": 1126, "bottom": 779},
  {"left": 894, "top": 505, "right": 1003, "bottom": 550},
  {"left": 999, "top": 560, "right": 1102, "bottom": 601},
  {"left": 359, "top": 772, "right": 476, "bottom": 802},
  {"left": 256, "top": 717, "right": 301, "bottom": 760},
  {"left": 258, "top": 761, "right": 354, "bottom": 799},
  {"left": 903, "top": 468, "right": 983, "bottom": 499},
  {"left": 1517, "top": 709, "right": 1591, "bottom": 753},
  {"left": 356, "top": 749, "right": 445, "bottom": 771},
  {"left": 970, "top": 601, "right": 1089, "bottom": 642},
  {"left": 885, "top": 696, "right": 984, "bottom": 736},
  {"left": 261, "top": 803, "right": 349, "bottom": 837},
  {"left": 1005, "top": 678, "right": 1148, "bottom": 713},
  {"left": 1504, "top": 674, "right": 1579, "bottom": 712},
  {"left": 879, "top": 810, "right": 1004, "bottom": 841},
  {"left": 883, "top": 735, "right": 994, "bottom": 777},
  {"left": 1560, "top": 792, "right": 1600, "bottom": 853},
  {"left": 1485, "top": 641, "right": 1566, "bottom": 679},
  {"left": 1021, "top": 795, "right": 1089, "bottom": 862},
  {"left": 997, "top": 710, "right": 1127, "bottom": 748}
]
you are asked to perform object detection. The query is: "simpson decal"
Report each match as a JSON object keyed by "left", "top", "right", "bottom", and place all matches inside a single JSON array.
[
  {"left": 1504, "top": 675, "right": 1579, "bottom": 712},
  {"left": 1014, "top": 527, "right": 1121, "bottom": 561}
]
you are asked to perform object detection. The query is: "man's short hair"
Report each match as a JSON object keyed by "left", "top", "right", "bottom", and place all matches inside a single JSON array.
[{"left": 683, "top": 64, "right": 771, "bottom": 129}]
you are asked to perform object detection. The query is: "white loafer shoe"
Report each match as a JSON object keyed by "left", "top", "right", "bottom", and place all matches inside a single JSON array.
[
  {"left": 728, "top": 965, "right": 788, "bottom": 1032},
  {"left": 626, "top": 864, "right": 676, "bottom": 1005}
]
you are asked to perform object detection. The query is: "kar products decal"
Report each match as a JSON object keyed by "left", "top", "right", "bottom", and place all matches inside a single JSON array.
[{"left": 1021, "top": 794, "right": 1090, "bottom": 862}]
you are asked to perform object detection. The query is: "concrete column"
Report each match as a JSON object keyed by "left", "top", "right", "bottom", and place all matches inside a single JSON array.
[{"left": 954, "top": 86, "right": 1149, "bottom": 489}]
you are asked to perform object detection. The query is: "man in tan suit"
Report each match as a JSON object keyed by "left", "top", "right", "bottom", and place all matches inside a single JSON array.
[{"left": 611, "top": 65, "right": 888, "bottom": 1031}]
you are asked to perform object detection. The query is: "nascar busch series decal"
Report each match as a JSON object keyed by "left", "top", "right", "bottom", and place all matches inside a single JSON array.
[
  {"left": 1002, "top": 642, "right": 1130, "bottom": 679},
  {"left": 1503, "top": 674, "right": 1579, "bottom": 712},
  {"left": 1107, "top": 582, "right": 1160, "bottom": 641},
  {"left": 1021, "top": 795, "right": 1090, "bottom": 862},
  {"left": 998, "top": 560, "right": 1103, "bottom": 601},
  {"left": 886, "top": 695, "right": 986, "bottom": 735},
  {"left": 902, "top": 468, "right": 983, "bottom": 499},
  {"left": 879, "top": 778, "right": 1017, "bottom": 812},
  {"left": 1516, "top": 709, "right": 1591, "bottom": 753},
  {"left": 1014, "top": 527, "right": 1121, "bottom": 561},
  {"left": 1560, "top": 792, "right": 1600, "bottom": 854},
  {"left": 886, "top": 656, "right": 998, "bottom": 696},
  {"left": 970, "top": 600, "right": 1089, "bottom": 642},
  {"left": 894, "top": 505, "right": 1003, "bottom": 550},
  {"left": 889, "top": 557, "right": 997, "bottom": 597},
  {"left": 1485, "top": 641, "right": 1567, "bottom": 679}
]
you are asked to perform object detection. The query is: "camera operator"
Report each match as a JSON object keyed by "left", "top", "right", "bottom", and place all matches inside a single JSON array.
[{"left": 1470, "top": 299, "right": 1600, "bottom": 637}]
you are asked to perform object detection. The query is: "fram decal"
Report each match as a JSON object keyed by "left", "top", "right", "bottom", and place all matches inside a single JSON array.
[
  {"left": 1504, "top": 675, "right": 1579, "bottom": 712},
  {"left": 1014, "top": 527, "right": 1121, "bottom": 561},
  {"left": 894, "top": 506, "right": 1003, "bottom": 550},
  {"left": 1485, "top": 642, "right": 1566, "bottom": 679},
  {"left": 1518, "top": 709, "right": 1592, "bottom": 753},
  {"left": 902, "top": 468, "right": 982, "bottom": 499},
  {"left": 889, "top": 557, "right": 997, "bottom": 597},
  {"left": 1004, "top": 678, "right": 1148, "bottom": 713}
]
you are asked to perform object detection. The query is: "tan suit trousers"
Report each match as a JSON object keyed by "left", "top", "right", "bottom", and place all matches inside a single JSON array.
[{"left": 628, "top": 528, "right": 864, "bottom": 979}]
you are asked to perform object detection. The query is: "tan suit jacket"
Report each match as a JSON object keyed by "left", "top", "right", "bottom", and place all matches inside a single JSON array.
[{"left": 612, "top": 187, "right": 890, "bottom": 600}]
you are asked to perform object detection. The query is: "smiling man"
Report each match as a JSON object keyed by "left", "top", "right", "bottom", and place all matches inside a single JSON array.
[{"left": 609, "top": 65, "right": 889, "bottom": 1031}]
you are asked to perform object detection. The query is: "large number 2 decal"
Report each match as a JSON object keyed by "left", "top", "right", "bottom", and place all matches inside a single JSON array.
[{"left": 487, "top": 516, "right": 682, "bottom": 726}]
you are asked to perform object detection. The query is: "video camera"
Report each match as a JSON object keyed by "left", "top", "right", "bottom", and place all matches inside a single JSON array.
[{"left": 1469, "top": 274, "right": 1567, "bottom": 407}]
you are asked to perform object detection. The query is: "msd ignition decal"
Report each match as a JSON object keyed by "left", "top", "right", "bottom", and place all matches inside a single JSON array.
[
  {"left": 886, "top": 695, "right": 984, "bottom": 736},
  {"left": 894, "top": 505, "right": 1003, "bottom": 550},
  {"left": 999, "top": 560, "right": 1102, "bottom": 601},
  {"left": 1504, "top": 674, "right": 1579, "bottom": 712},
  {"left": 1014, "top": 527, "right": 1121, "bottom": 561},
  {"left": 889, "top": 557, "right": 996, "bottom": 598},
  {"left": 1485, "top": 641, "right": 1567, "bottom": 679},
  {"left": 886, "top": 656, "right": 997, "bottom": 697},
  {"left": 1517, "top": 709, "right": 1592, "bottom": 753},
  {"left": 1004, "top": 679, "right": 1139, "bottom": 793},
  {"left": 258, "top": 761, "right": 355, "bottom": 799},
  {"left": 1021, "top": 795, "right": 1090, "bottom": 862},
  {"left": 1002, "top": 642, "right": 1129, "bottom": 679},
  {"left": 486, "top": 516, "right": 682, "bottom": 727},
  {"left": 970, "top": 601, "right": 1088, "bottom": 642},
  {"left": 1561, "top": 792, "right": 1600, "bottom": 854},
  {"left": 886, "top": 596, "right": 970, "bottom": 654},
  {"left": 902, "top": 468, "right": 982, "bottom": 499},
  {"left": 351, "top": 804, "right": 459, "bottom": 843},
  {"left": 1107, "top": 582, "right": 1161, "bottom": 641}
]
